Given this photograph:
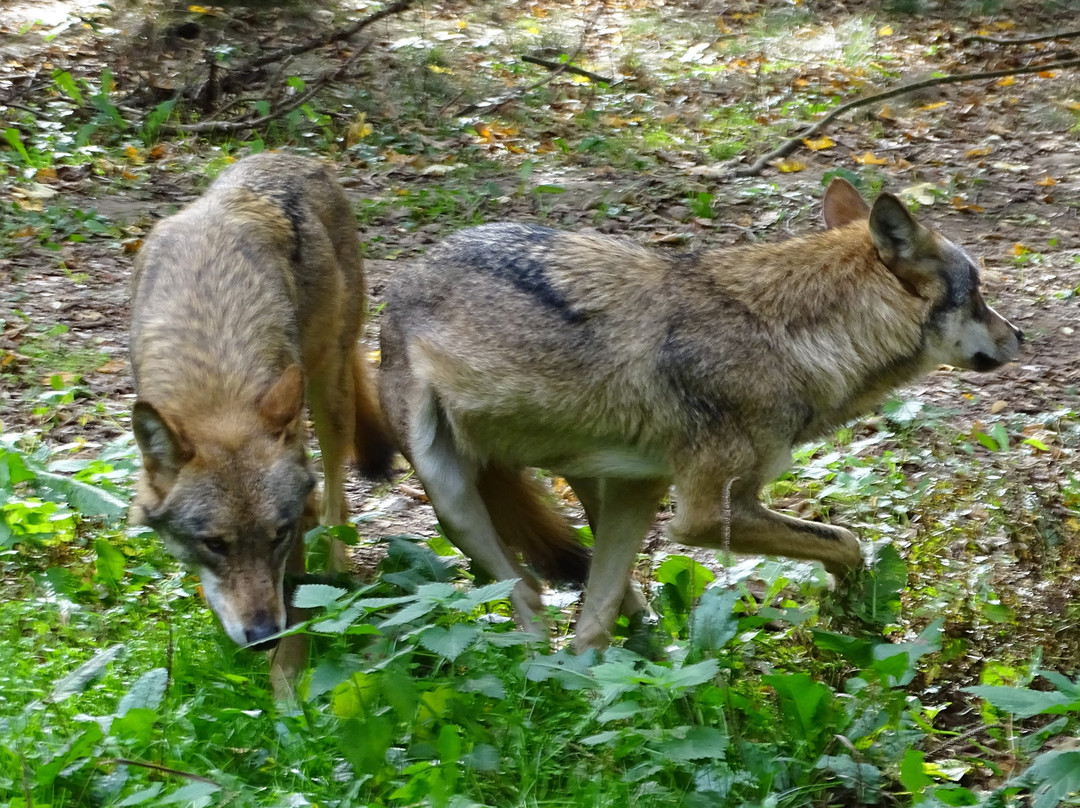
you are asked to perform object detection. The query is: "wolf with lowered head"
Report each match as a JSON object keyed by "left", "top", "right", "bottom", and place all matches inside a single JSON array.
[
  {"left": 129, "top": 152, "right": 392, "bottom": 687},
  {"left": 379, "top": 178, "right": 1023, "bottom": 651}
]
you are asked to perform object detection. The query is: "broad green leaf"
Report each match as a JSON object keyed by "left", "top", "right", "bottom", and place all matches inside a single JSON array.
[
  {"left": 900, "top": 749, "right": 934, "bottom": 796},
  {"left": 116, "top": 667, "right": 167, "bottom": 716},
  {"left": 690, "top": 587, "right": 739, "bottom": 652},
  {"left": 48, "top": 644, "right": 125, "bottom": 702},
  {"left": 34, "top": 469, "right": 127, "bottom": 519},
  {"left": 453, "top": 578, "right": 519, "bottom": 609},
  {"left": 115, "top": 784, "right": 164, "bottom": 807},
  {"left": 1013, "top": 750, "right": 1080, "bottom": 808},
  {"left": 94, "top": 538, "right": 126, "bottom": 590},
  {"left": 420, "top": 624, "right": 480, "bottom": 661},
  {"left": 292, "top": 584, "right": 349, "bottom": 609},
  {"left": 657, "top": 659, "right": 720, "bottom": 691},
  {"left": 963, "top": 685, "right": 1079, "bottom": 719},
  {"left": 156, "top": 780, "right": 221, "bottom": 806},
  {"left": 655, "top": 726, "right": 728, "bottom": 762}
]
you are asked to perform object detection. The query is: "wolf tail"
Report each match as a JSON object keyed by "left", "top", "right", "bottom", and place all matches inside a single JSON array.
[
  {"left": 477, "top": 464, "right": 591, "bottom": 585},
  {"left": 351, "top": 346, "right": 396, "bottom": 479}
]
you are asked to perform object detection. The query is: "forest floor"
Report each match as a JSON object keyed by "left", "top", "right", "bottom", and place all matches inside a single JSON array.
[{"left": 2, "top": 0, "right": 1080, "bottom": 788}]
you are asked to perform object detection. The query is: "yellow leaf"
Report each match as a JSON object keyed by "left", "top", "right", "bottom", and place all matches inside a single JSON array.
[
  {"left": 802, "top": 136, "right": 835, "bottom": 151},
  {"left": 776, "top": 158, "right": 807, "bottom": 173},
  {"left": 878, "top": 25, "right": 893, "bottom": 35},
  {"left": 993, "top": 20, "right": 1016, "bottom": 30},
  {"left": 346, "top": 113, "right": 374, "bottom": 148},
  {"left": 148, "top": 144, "right": 169, "bottom": 161},
  {"left": 1012, "top": 243, "right": 1030, "bottom": 256},
  {"left": 1036, "top": 176, "right": 1057, "bottom": 186},
  {"left": 917, "top": 101, "right": 948, "bottom": 112},
  {"left": 966, "top": 146, "right": 993, "bottom": 158},
  {"left": 996, "top": 75, "right": 1016, "bottom": 87},
  {"left": 853, "top": 151, "right": 888, "bottom": 165},
  {"left": 35, "top": 167, "right": 58, "bottom": 182},
  {"left": 122, "top": 238, "right": 142, "bottom": 254},
  {"left": 96, "top": 358, "right": 126, "bottom": 374},
  {"left": 366, "top": 349, "right": 381, "bottom": 365},
  {"left": 526, "top": 26, "right": 540, "bottom": 34},
  {"left": 1038, "top": 70, "right": 1058, "bottom": 79},
  {"left": 951, "top": 196, "right": 984, "bottom": 213},
  {"left": 457, "top": 19, "right": 467, "bottom": 29},
  {"left": 125, "top": 146, "right": 144, "bottom": 163},
  {"left": 877, "top": 103, "right": 896, "bottom": 120},
  {"left": 571, "top": 74, "right": 591, "bottom": 83}
]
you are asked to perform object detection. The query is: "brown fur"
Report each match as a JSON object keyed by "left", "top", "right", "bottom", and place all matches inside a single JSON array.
[
  {"left": 379, "top": 179, "right": 1023, "bottom": 650},
  {"left": 128, "top": 152, "right": 392, "bottom": 693}
]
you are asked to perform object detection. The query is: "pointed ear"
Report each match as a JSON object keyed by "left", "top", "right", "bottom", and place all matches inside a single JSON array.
[
  {"left": 822, "top": 178, "right": 870, "bottom": 229},
  {"left": 259, "top": 364, "right": 305, "bottom": 436},
  {"left": 132, "top": 400, "right": 192, "bottom": 477},
  {"left": 869, "top": 194, "right": 939, "bottom": 292}
]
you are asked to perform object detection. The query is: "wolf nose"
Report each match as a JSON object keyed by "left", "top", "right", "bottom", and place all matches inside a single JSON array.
[{"left": 244, "top": 612, "right": 282, "bottom": 651}]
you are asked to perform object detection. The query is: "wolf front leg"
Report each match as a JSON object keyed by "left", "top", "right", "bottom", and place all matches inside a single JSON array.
[
  {"left": 670, "top": 473, "right": 863, "bottom": 576},
  {"left": 574, "top": 478, "right": 669, "bottom": 652},
  {"left": 268, "top": 532, "right": 311, "bottom": 701}
]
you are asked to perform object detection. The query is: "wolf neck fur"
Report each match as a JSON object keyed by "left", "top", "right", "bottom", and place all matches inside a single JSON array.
[{"left": 705, "top": 223, "right": 930, "bottom": 432}]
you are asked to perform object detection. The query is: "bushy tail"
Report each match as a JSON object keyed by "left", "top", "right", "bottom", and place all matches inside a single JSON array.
[
  {"left": 477, "top": 464, "right": 590, "bottom": 585},
  {"left": 351, "top": 347, "right": 396, "bottom": 479}
]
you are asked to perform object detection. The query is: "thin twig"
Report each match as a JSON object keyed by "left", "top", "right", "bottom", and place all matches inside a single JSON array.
[
  {"left": 962, "top": 27, "right": 1080, "bottom": 46},
  {"left": 521, "top": 55, "right": 614, "bottom": 84},
  {"left": 456, "top": 7, "right": 605, "bottom": 117},
  {"left": 735, "top": 57, "right": 1080, "bottom": 178},
  {"left": 106, "top": 759, "right": 219, "bottom": 785},
  {"left": 158, "top": 43, "right": 372, "bottom": 135},
  {"left": 249, "top": 0, "right": 418, "bottom": 69}
]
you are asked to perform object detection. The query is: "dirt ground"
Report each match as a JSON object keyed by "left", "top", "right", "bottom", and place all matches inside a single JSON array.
[{"left": 2, "top": 0, "right": 1080, "bottom": 696}]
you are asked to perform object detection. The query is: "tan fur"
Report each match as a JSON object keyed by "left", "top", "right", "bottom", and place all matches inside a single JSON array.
[
  {"left": 379, "top": 179, "right": 1023, "bottom": 650},
  {"left": 129, "top": 152, "right": 392, "bottom": 693}
]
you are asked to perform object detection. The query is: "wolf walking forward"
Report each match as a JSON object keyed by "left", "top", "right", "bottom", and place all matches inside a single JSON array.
[
  {"left": 129, "top": 152, "right": 393, "bottom": 688},
  {"left": 379, "top": 179, "right": 1023, "bottom": 650}
]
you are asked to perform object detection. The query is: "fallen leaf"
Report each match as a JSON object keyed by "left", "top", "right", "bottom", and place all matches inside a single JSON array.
[
  {"left": 853, "top": 151, "right": 888, "bottom": 165},
  {"left": 917, "top": 101, "right": 948, "bottom": 112},
  {"left": 802, "top": 136, "right": 835, "bottom": 151},
  {"left": 367, "top": 349, "right": 381, "bottom": 365},
  {"left": 96, "top": 359, "right": 126, "bottom": 374},
  {"left": 990, "top": 400, "right": 1007, "bottom": 414},
  {"left": 427, "top": 64, "right": 453, "bottom": 74},
  {"left": 147, "top": 144, "right": 169, "bottom": 161},
  {"left": 876, "top": 104, "right": 896, "bottom": 120},
  {"left": 1036, "top": 176, "right": 1057, "bottom": 186},
  {"left": 951, "top": 196, "right": 985, "bottom": 213},
  {"left": 776, "top": 158, "right": 808, "bottom": 173},
  {"left": 122, "top": 238, "right": 142, "bottom": 254},
  {"left": 1038, "top": 70, "right": 1058, "bottom": 79},
  {"left": 1012, "top": 243, "right": 1030, "bottom": 256},
  {"left": 878, "top": 25, "right": 893, "bottom": 36},
  {"left": 900, "top": 182, "right": 939, "bottom": 205},
  {"left": 996, "top": 75, "right": 1016, "bottom": 87},
  {"left": 124, "top": 146, "right": 144, "bottom": 164},
  {"left": 966, "top": 146, "right": 993, "bottom": 158}
]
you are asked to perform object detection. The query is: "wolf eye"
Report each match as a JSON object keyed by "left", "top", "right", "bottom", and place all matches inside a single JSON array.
[
  {"left": 275, "top": 524, "right": 295, "bottom": 545},
  {"left": 201, "top": 537, "right": 228, "bottom": 557}
]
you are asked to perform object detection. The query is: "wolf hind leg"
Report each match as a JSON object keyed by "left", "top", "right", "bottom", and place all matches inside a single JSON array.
[
  {"left": 410, "top": 393, "right": 546, "bottom": 634},
  {"left": 564, "top": 475, "right": 651, "bottom": 621},
  {"left": 573, "top": 477, "right": 668, "bottom": 652}
]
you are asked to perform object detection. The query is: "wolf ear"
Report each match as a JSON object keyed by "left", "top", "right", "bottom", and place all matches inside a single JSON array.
[
  {"left": 822, "top": 178, "right": 870, "bottom": 228},
  {"left": 259, "top": 364, "right": 305, "bottom": 436},
  {"left": 133, "top": 401, "right": 192, "bottom": 477},
  {"left": 869, "top": 194, "right": 939, "bottom": 293}
]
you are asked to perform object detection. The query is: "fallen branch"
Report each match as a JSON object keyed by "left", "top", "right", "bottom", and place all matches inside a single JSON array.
[
  {"left": 962, "top": 27, "right": 1080, "bottom": 46},
  {"left": 157, "top": 43, "right": 372, "bottom": 135},
  {"left": 521, "top": 54, "right": 614, "bottom": 85},
  {"left": 456, "top": 7, "right": 604, "bottom": 117},
  {"left": 106, "top": 759, "right": 219, "bottom": 785},
  {"left": 249, "top": 0, "right": 418, "bottom": 69},
  {"left": 735, "top": 57, "right": 1080, "bottom": 178}
]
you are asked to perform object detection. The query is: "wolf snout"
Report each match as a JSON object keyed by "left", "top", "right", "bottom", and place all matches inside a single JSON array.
[{"left": 244, "top": 611, "right": 284, "bottom": 650}]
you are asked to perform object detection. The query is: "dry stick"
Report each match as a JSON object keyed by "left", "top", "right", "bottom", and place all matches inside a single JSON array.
[
  {"left": 521, "top": 54, "right": 614, "bottom": 85},
  {"left": 962, "top": 27, "right": 1080, "bottom": 46},
  {"left": 248, "top": 0, "right": 418, "bottom": 69},
  {"left": 159, "top": 43, "right": 372, "bottom": 134},
  {"left": 106, "top": 758, "right": 220, "bottom": 785},
  {"left": 456, "top": 6, "right": 605, "bottom": 117},
  {"left": 735, "top": 57, "right": 1080, "bottom": 178}
]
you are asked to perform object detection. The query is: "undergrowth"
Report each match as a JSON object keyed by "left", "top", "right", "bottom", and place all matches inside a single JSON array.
[{"left": 1, "top": 428, "right": 1078, "bottom": 808}]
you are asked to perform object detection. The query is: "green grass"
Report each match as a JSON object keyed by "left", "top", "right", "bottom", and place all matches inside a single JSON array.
[{"left": 2, "top": 414, "right": 1079, "bottom": 807}]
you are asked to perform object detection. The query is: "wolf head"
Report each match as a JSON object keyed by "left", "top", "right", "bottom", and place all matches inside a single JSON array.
[
  {"left": 823, "top": 178, "right": 1024, "bottom": 371},
  {"left": 130, "top": 364, "right": 314, "bottom": 650}
]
